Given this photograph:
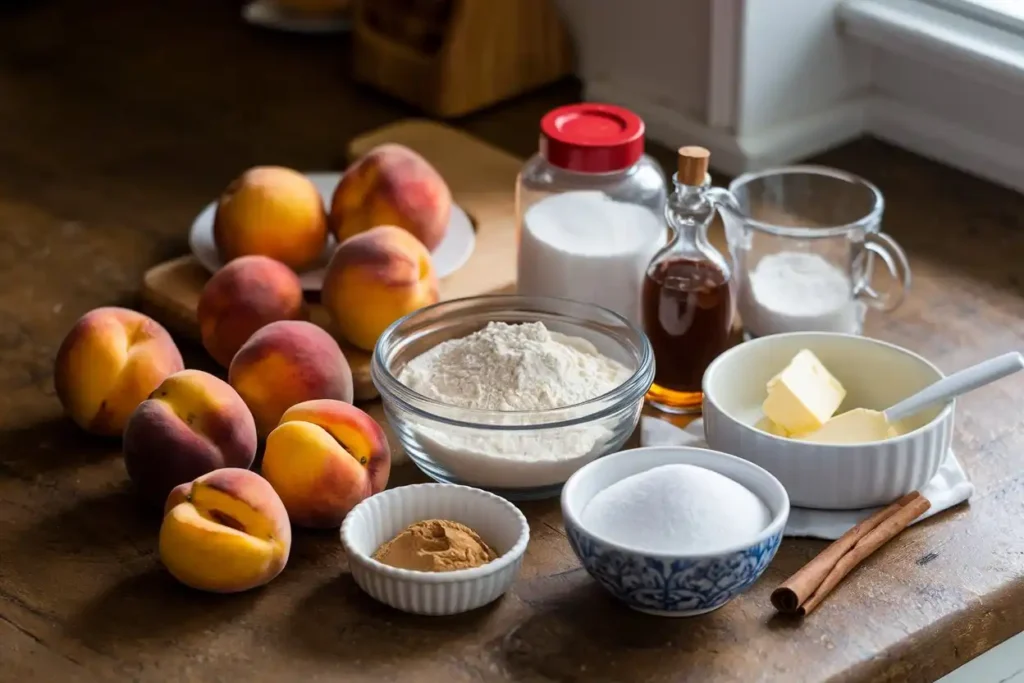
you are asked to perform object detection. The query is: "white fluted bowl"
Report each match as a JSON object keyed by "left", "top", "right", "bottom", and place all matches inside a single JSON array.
[
  {"left": 340, "top": 483, "right": 530, "bottom": 615},
  {"left": 702, "top": 332, "right": 954, "bottom": 510}
]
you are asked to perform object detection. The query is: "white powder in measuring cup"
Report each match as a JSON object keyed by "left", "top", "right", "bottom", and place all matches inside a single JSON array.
[
  {"left": 517, "top": 191, "right": 666, "bottom": 326},
  {"left": 581, "top": 464, "right": 771, "bottom": 554},
  {"left": 396, "top": 321, "right": 633, "bottom": 488},
  {"left": 738, "top": 251, "right": 863, "bottom": 337}
]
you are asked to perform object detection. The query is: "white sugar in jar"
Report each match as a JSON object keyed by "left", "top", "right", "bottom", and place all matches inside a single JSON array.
[
  {"left": 516, "top": 103, "right": 668, "bottom": 327},
  {"left": 517, "top": 191, "right": 666, "bottom": 327}
]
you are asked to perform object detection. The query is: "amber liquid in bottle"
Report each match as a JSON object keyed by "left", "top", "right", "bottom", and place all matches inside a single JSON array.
[
  {"left": 643, "top": 145, "right": 733, "bottom": 414},
  {"left": 643, "top": 258, "right": 733, "bottom": 412}
]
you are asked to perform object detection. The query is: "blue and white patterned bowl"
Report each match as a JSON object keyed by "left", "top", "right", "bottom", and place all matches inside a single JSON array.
[{"left": 561, "top": 445, "right": 789, "bottom": 617}]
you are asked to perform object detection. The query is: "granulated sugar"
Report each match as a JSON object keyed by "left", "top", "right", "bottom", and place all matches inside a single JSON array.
[
  {"left": 581, "top": 464, "right": 771, "bottom": 553},
  {"left": 517, "top": 191, "right": 666, "bottom": 327}
]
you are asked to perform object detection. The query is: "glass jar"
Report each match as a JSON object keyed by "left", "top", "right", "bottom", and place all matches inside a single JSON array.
[{"left": 515, "top": 103, "right": 668, "bottom": 328}]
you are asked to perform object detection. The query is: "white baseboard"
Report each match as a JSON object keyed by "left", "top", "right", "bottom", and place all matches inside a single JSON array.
[
  {"left": 867, "top": 95, "right": 1024, "bottom": 195},
  {"left": 584, "top": 79, "right": 866, "bottom": 177}
]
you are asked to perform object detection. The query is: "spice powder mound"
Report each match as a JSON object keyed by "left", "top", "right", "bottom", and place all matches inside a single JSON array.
[{"left": 372, "top": 519, "right": 498, "bottom": 572}]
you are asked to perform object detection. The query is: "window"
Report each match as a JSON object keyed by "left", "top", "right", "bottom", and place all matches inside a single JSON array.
[{"left": 929, "top": 0, "right": 1024, "bottom": 34}]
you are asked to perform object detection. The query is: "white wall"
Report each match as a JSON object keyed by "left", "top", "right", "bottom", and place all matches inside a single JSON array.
[
  {"left": 867, "top": 52, "right": 1024, "bottom": 193},
  {"left": 561, "top": 0, "right": 871, "bottom": 175},
  {"left": 555, "top": 0, "right": 710, "bottom": 120},
  {"left": 561, "top": 0, "right": 1024, "bottom": 193},
  {"left": 843, "top": 0, "right": 1024, "bottom": 193},
  {"left": 737, "top": 0, "right": 871, "bottom": 135},
  {"left": 873, "top": 51, "right": 1024, "bottom": 149},
  {"left": 558, "top": 0, "right": 871, "bottom": 137}
]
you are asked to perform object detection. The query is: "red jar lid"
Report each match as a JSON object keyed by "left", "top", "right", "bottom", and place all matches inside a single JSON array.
[{"left": 539, "top": 103, "right": 645, "bottom": 173}]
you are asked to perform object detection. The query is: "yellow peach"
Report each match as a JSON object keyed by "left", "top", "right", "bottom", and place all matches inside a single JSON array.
[
  {"left": 123, "top": 369, "right": 257, "bottom": 506},
  {"left": 228, "top": 320, "right": 354, "bottom": 437},
  {"left": 262, "top": 399, "right": 390, "bottom": 528},
  {"left": 54, "top": 307, "right": 184, "bottom": 436},
  {"left": 197, "top": 255, "right": 308, "bottom": 367},
  {"left": 322, "top": 225, "right": 439, "bottom": 351},
  {"left": 329, "top": 144, "right": 451, "bottom": 250},
  {"left": 159, "top": 468, "right": 291, "bottom": 593},
  {"left": 213, "top": 166, "right": 328, "bottom": 271}
]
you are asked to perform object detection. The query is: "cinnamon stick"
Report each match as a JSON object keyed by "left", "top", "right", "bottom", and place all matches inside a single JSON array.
[
  {"left": 797, "top": 493, "right": 931, "bottom": 615},
  {"left": 771, "top": 491, "right": 926, "bottom": 614}
]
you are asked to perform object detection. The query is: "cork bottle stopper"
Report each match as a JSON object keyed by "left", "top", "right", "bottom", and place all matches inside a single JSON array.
[{"left": 677, "top": 146, "right": 710, "bottom": 186}]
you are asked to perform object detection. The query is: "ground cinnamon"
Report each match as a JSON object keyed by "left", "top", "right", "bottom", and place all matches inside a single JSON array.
[
  {"left": 772, "top": 491, "right": 931, "bottom": 616},
  {"left": 372, "top": 519, "right": 497, "bottom": 573}
]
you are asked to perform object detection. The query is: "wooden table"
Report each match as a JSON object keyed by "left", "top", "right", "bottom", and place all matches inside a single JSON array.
[{"left": 3, "top": 2, "right": 1024, "bottom": 682}]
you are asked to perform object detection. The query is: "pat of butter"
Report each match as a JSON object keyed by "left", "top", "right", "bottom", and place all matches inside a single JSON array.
[
  {"left": 796, "top": 408, "right": 891, "bottom": 444},
  {"left": 762, "top": 349, "right": 846, "bottom": 435},
  {"left": 755, "top": 416, "right": 791, "bottom": 437}
]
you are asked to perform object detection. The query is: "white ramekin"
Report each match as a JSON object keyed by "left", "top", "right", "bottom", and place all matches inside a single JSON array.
[
  {"left": 340, "top": 483, "right": 530, "bottom": 615},
  {"left": 702, "top": 332, "right": 954, "bottom": 510}
]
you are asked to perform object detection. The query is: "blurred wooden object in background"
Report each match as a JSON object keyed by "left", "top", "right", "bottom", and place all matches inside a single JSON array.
[{"left": 352, "top": 0, "right": 574, "bottom": 118}]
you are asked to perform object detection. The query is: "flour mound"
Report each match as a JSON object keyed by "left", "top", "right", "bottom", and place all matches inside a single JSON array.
[{"left": 398, "top": 321, "right": 631, "bottom": 411}]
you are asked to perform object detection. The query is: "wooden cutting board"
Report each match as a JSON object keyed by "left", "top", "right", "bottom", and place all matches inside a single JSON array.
[{"left": 141, "top": 119, "right": 521, "bottom": 401}]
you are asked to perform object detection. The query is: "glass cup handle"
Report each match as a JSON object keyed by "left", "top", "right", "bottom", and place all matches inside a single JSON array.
[{"left": 855, "top": 232, "right": 912, "bottom": 312}]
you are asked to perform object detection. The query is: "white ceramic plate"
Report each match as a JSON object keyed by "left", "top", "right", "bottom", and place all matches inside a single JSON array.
[
  {"left": 242, "top": 0, "right": 351, "bottom": 34},
  {"left": 189, "top": 171, "right": 476, "bottom": 290}
]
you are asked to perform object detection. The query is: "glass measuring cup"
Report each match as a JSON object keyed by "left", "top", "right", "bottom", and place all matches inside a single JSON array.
[{"left": 708, "top": 166, "right": 911, "bottom": 339}]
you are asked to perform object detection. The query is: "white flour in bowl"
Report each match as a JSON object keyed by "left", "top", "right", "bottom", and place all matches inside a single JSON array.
[{"left": 396, "top": 321, "right": 634, "bottom": 488}]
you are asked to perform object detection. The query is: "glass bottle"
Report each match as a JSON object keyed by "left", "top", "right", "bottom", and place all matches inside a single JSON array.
[{"left": 642, "top": 146, "right": 734, "bottom": 414}]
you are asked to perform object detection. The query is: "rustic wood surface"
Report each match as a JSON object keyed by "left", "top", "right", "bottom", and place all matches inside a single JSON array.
[{"left": 2, "top": 2, "right": 1024, "bottom": 682}]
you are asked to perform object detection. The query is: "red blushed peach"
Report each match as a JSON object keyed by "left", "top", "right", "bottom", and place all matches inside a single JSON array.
[
  {"left": 123, "top": 369, "right": 257, "bottom": 506},
  {"left": 197, "top": 255, "right": 308, "bottom": 367},
  {"left": 213, "top": 166, "right": 328, "bottom": 271},
  {"left": 228, "top": 320, "right": 354, "bottom": 438},
  {"left": 159, "top": 468, "right": 291, "bottom": 593},
  {"left": 54, "top": 307, "right": 184, "bottom": 436},
  {"left": 328, "top": 144, "right": 451, "bottom": 250},
  {"left": 322, "top": 225, "right": 439, "bottom": 351},
  {"left": 262, "top": 399, "right": 390, "bottom": 528}
]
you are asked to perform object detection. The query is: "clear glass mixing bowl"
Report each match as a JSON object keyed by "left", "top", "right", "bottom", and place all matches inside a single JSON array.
[{"left": 372, "top": 295, "right": 655, "bottom": 500}]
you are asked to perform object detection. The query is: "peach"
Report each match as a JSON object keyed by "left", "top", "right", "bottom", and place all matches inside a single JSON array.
[
  {"left": 322, "top": 225, "right": 439, "bottom": 351},
  {"left": 123, "top": 369, "right": 257, "bottom": 506},
  {"left": 213, "top": 166, "right": 328, "bottom": 271},
  {"left": 262, "top": 399, "right": 390, "bottom": 528},
  {"left": 329, "top": 144, "right": 451, "bottom": 251},
  {"left": 197, "top": 255, "right": 308, "bottom": 367},
  {"left": 160, "top": 468, "right": 291, "bottom": 593},
  {"left": 228, "top": 320, "right": 354, "bottom": 437},
  {"left": 54, "top": 307, "right": 184, "bottom": 436}
]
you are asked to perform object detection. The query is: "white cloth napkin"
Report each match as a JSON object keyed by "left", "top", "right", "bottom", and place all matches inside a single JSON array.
[{"left": 640, "top": 417, "right": 975, "bottom": 540}]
